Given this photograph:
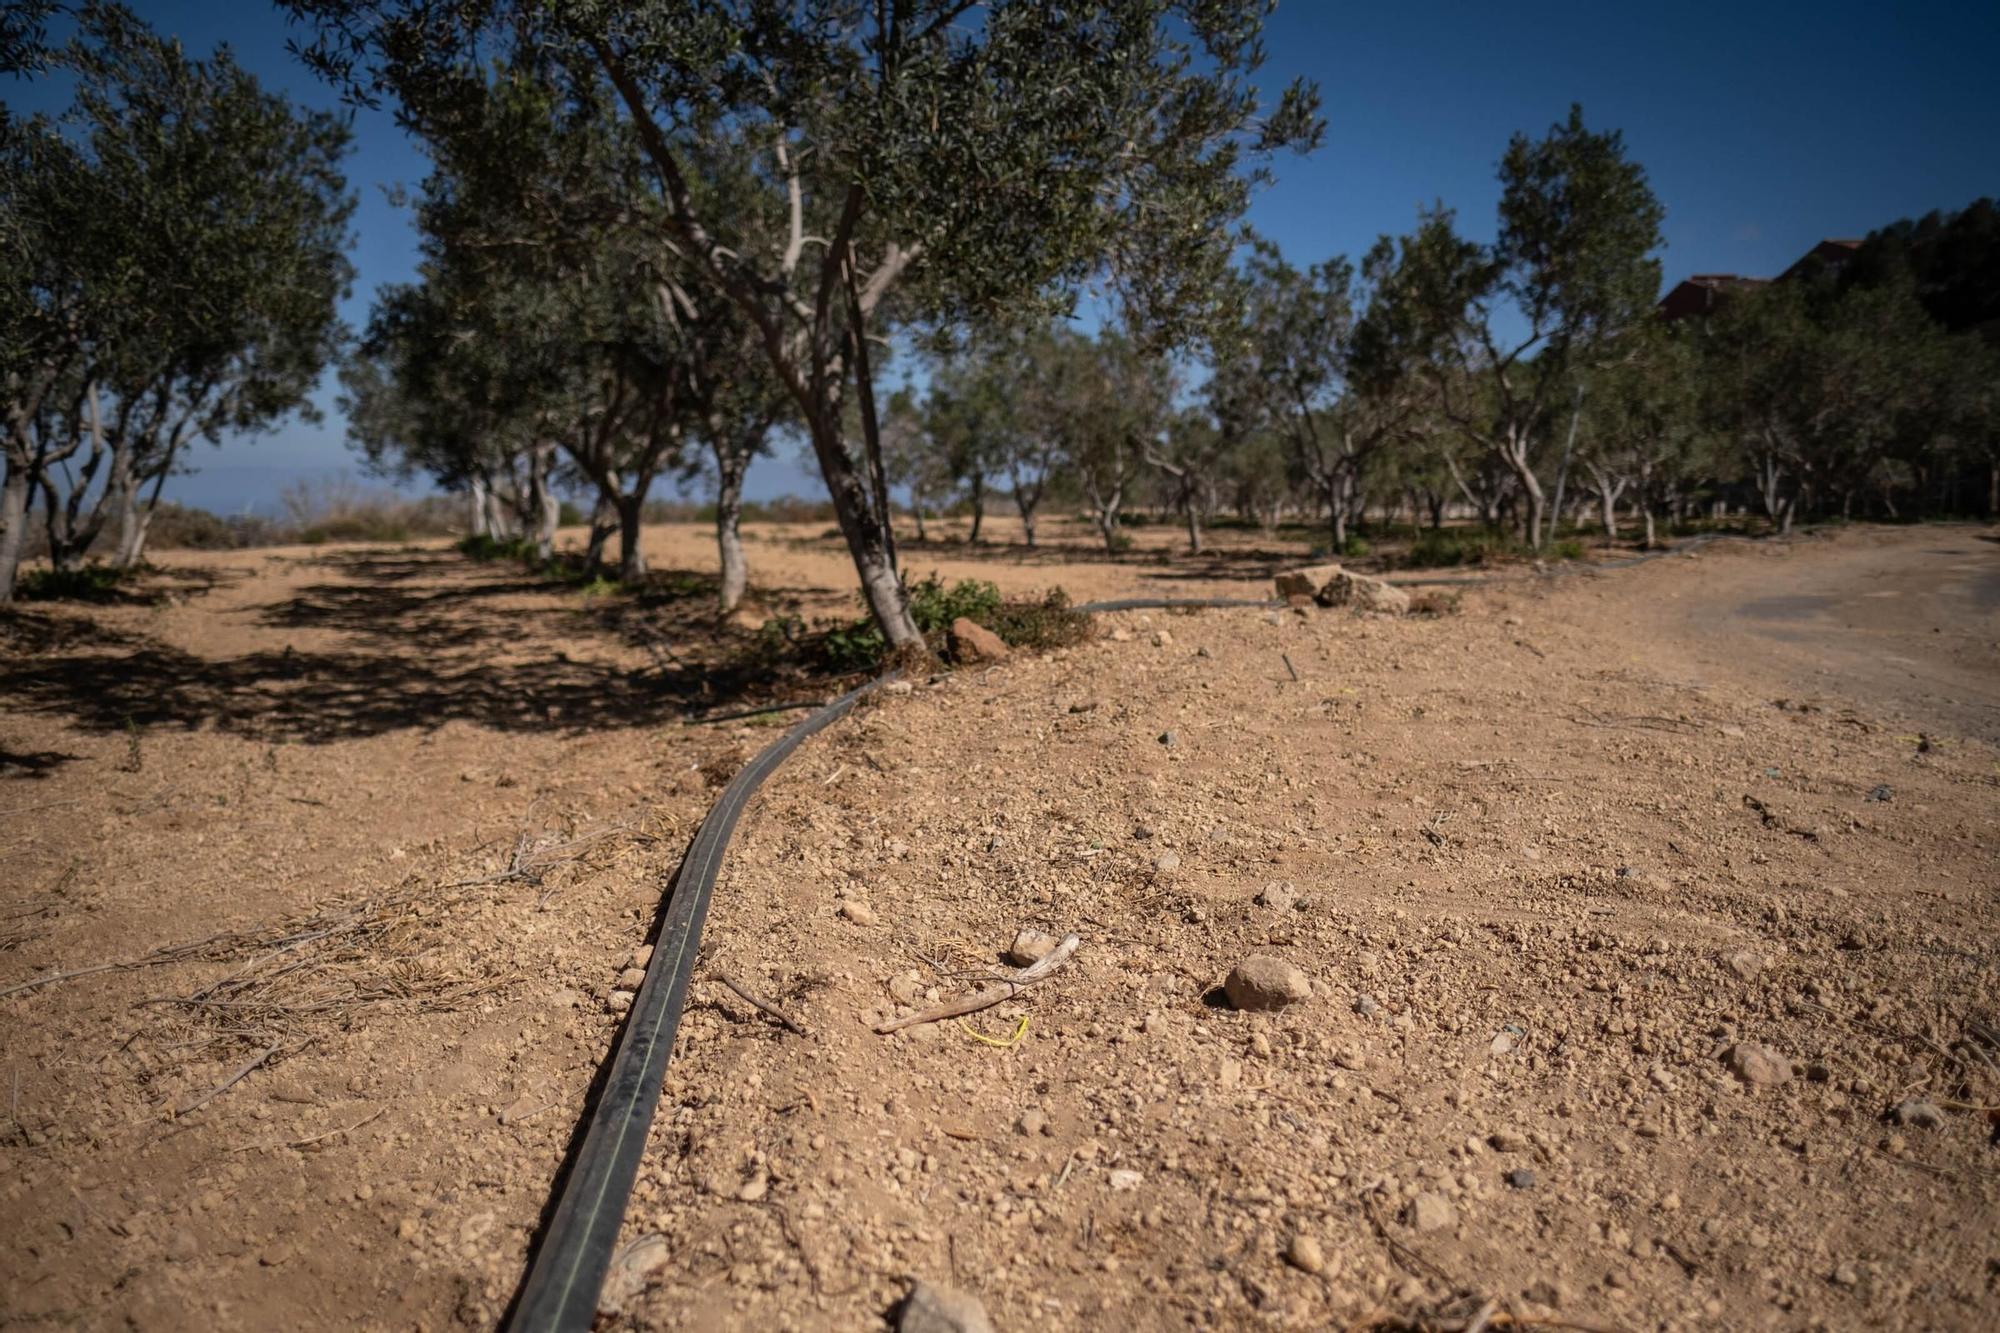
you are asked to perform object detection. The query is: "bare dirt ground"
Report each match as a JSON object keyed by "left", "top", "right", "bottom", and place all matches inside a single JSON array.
[{"left": 2, "top": 519, "right": 1996, "bottom": 1332}]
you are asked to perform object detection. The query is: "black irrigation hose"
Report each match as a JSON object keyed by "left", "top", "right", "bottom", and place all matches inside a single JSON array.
[
  {"left": 507, "top": 672, "right": 891, "bottom": 1332},
  {"left": 506, "top": 540, "right": 1747, "bottom": 1329},
  {"left": 1073, "top": 595, "right": 1283, "bottom": 614}
]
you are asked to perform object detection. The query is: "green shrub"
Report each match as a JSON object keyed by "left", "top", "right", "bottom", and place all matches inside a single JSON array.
[
  {"left": 15, "top": 564, "right": 127, "bottom": 602},
  {"left": 987, "top": 589, "right": 1093, "bottom": 652},
  {"left": 819, "top": 620, "right": 887, "bottom": 673},
  {"left": 456, "top": 533, "right": 539, "bottom": 562},
  {"left": 1551, "top": 537, "right": 1585, "bottom": 561},
  {"left": 905, "top": 573, "right": 1002, "bottom": 633},
  {"left": 803, "top": 578, "right": 1087, "bottom": 674},
  {"left": 1401, "top": 529, "right": 1495, "bottom": 568}
]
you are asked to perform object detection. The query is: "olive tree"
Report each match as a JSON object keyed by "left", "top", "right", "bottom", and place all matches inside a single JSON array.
[
  {"left": 1397, "top": 107, "right": 1663, "bottom": 548},
  {"left": 1, "top": 3, "right": 350, "bottom": 598},
  {"left": 287, "top": 0, "right": 1320, "bottom": 648}
]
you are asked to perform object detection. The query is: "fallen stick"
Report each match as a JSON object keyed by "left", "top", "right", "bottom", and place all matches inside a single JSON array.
[
  {"left": 234, "top": 1105, "right": 385, "bottom": 1153},
  {"left": 714, "top": 971, "right": 809, "bottom": 1036},
  {"left": 874, "top": 933, "right": 1080, "bottom": 1034},
  {"left": 174, "top": 1043, "right": 280, "bottom": 1118},
  {"left": 0, "top": 930, "right": 237, "bottom": 1001}
]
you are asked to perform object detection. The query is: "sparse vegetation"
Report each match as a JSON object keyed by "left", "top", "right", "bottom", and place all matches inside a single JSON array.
[{"left": 13, "top": 563, "right": 129, "bottom": 602}]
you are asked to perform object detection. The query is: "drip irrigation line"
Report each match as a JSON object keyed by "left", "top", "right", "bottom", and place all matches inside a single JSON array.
[
  {"left": 504, "top": 538, "right": 1749, "bottom": 1329},
  {"left": 1073, "top": 594, "right": 1282, "bottom": 613},
  {"left": 506, "top": 672, "right": 889, "bottom": 1332}
]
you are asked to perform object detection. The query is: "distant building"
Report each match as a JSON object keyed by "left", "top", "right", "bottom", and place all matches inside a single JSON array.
[
  {"left": 1658, "top": 274, "right": 1770, "bottom": 321},
  {"left": 1657, "top": 238, "right": 1861, "bottom": 321}
]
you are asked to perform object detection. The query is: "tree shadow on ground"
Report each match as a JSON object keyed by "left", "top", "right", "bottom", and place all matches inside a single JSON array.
[
  {"left": 2, "top": 548, "right": 862, "bottom": 743},
  {"left": 0, "top": 747, "right": 82, "bottom": 779}
]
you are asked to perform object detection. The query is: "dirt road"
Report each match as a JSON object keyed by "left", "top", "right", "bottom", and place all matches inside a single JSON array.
[
  {"left": 2, "top": 522, "right": 1995, "bottom": 1331},
  {"left": 1650, "top": 526, "right": 1998, "bottom": 744}
]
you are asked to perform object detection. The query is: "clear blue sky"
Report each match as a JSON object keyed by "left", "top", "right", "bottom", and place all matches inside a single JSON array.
[{"left": 7, "top": 0, "right": 1996, "bottom": 513}]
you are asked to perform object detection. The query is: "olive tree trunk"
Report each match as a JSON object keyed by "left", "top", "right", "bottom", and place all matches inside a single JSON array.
[
  {"left": 715, "top": 455, "right": 748, "bottom": 615},
  {"left": 0, "top": 466, "right": 29, "bottom": 603}
]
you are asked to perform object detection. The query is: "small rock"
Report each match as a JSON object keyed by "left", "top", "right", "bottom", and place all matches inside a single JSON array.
[
  {"left": 1108, "top": 627, "right": 1133, "bottom": 643},
  {"left": 888, "top": 972, "right": 925, "bottom": 1005},
  {"left": 1889, "top": 1099, "right": 1945, "bottom": 1129},
  {"left": 616, "top": 967, "right": 647, "bottom": 989},
  {"left": 1255, "top": 881, "right": 1298, "bottom": 911},
  {"left": 1722, "top": 950, "right": 1763, "bottom": 980},
  {"left": 166, "top": 1229, "right": 200, "bottom": 1263},
  {"left": 626, "top": 944, "right": 653, "bottom": 970},
  {"left": 607, "top": 991, "right": 634, "bottom": 1015},
  {"left": 898, "top": 1279, "right": 995, "bottom": 1333},
  {"left": 839, "top": 900, "right": 878, "bottom": 926},
  {"left": 1406, "top": 1193, "right": 1456, "bottom": 1232},
  {"left": 883, "top": 679, "right": 915, "bottom": 696},
  {"left": 1152, "top": 629, "right": 1173, "bottom": 648},
  {"left": 948, "top": 618, "right": 1009, "bottom": 663},
  {"left": 1224, "top": 955, "right": 1312, "bottom": 1011},
  {"left": 1017, "top": 1109, "right": 1049, "bottom": 1137},
  {"left": 1153, "top": 851, "right": 1182, "bottom": 874},
  {"left": 1352, "top": 994, "right": 1380, "bottom": 1018},
  {"left": 1723, "top": 1041, "right": 1793, "bottom": 1087},
  {"left": 1487, "top": 1129, "right": 1529, "bottom": 1152},
  {"left": 736, "top": 1175, "right": 768, "bottom": 1202},
  {"left": 1005, "top": 928, "right": 1059, "bottom": 966},
  {"left": 1107, "top": 1168, "right": 1143, "bottom": 1192},
  {"left": 1067, "top": 699, "right": 1100, "bottom": 714},
  {"left": 259, "top": 1243, "right": 292, "bottom": 1267},
  {"left": 1865, "top": 784, "right": 1892, "bottom": 803},
  {"left": 1285, "top": 1233, "right": 1326, "bottom": 1275},
  {"left": 1158, "top": 729, "right": 1179, "bottom": 748},
  {"left": 1506, "top": 1169, "right": 1537, "bottom": 1190}
]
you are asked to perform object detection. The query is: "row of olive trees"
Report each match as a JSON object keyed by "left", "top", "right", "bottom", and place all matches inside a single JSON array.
[
  {"left": 891, "top": 128, "right": 1997, "bottom": 557},
  {"left": 338, "top": 68, "right": 792, "bottom": 611},
  {"left": 0, "top": 3, "right": 353, "bottom": 602},
  {"left": 888, "top": 105, "right": 1668, "bottom": 556}
]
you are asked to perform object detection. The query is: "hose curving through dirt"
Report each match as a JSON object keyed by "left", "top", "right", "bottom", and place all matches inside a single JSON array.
[{"left": 505, "top": 534, "right": 1745, "bottom": 1329}]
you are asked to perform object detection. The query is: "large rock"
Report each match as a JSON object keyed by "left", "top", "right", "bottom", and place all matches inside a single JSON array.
[
  {"left": 949, "top": 617, "right": 1009, "bottom": 663},
  {"left": 1224, "top": 955, "right": 1312, "bottom": 1011},
  {"left": 1318, "top": 570, "right": 1410, "bottom": 615},
  {"left": 1273, "top": 563, "right": 1343, "bottom": 600},
  {"left": 898, "top": 1280, "right": 995, "bottom": 1333}
]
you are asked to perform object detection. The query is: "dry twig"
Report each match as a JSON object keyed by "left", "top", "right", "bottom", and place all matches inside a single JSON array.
[
  {"left": 714, "top": 971, "right": 809, "bottom": 1035},
  {"left": 174, "top": 1043, "right": 281, "bottom": 1117},
  {"left": 874, "top": 933, "right": 1080, "bottom": 1034}
]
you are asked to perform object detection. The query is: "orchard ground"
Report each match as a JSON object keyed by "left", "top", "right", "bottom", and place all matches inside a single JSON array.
[{"left": 1, "top": 518, "right": 1996, "bottom": 1331}]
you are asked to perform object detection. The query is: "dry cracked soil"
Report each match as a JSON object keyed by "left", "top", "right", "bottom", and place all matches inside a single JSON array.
[{"left": 2, "top": 518, "right": 1996, "bottom": 1332}]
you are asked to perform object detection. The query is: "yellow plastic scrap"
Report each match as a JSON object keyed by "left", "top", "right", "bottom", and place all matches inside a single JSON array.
[{"left": 959, "top": 1014, "right": 1029, "bottom": 1049}]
